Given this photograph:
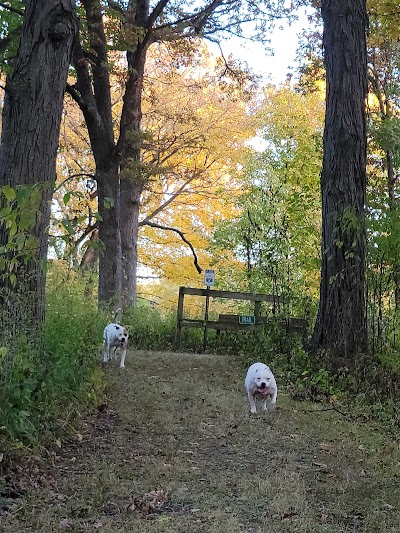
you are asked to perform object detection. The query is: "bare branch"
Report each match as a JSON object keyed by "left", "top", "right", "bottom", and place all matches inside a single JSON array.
[
  {"left": 192, "top": 0, "right": 225, "bottom": 34},
  {"left": 141, "top": 160, "right": 215, "bottom": 223},
  {"left": 55, "top": 172, "right": 96, "bottom": 192},
  {"left": 140, "top": 220, "right": 203, "bottom": 273}
]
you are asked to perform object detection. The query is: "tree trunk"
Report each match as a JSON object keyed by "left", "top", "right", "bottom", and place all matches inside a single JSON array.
[
  {"left": 71, "top": 0, "right": 120, "bottom": 308},
  {"left": 97, "top": 171, "right": 122, "bottom": 308},
  {"left": 310, "top": 0, "right": 368, "bottom": 359},
  {"left": 120, "top": 178, "right": 142, "bottom": 307},
  {"left": 119, "top": 41, "right": 148, "bottom": 307},
  {"left": 0, "top": 0, "right": 77, "bottom": 327}
]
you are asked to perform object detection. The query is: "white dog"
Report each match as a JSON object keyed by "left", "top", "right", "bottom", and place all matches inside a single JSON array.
[
  {"left": 245, "top": 362, "right": 277, "bottom": 414},
  {"left": 103, "top": 323, "right": 129, "bottom": 368}
]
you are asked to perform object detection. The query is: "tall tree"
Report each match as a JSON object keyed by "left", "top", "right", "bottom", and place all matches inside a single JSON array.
[
  {"left": 0, "top": 0, "right": 78, "bottom": 327},
  {"left": 67, "top": 0, "right": 292, "bottom": 308},
  {"left": 54, "top": 42, "right": 255, "bottom": 282},
  {"left": 310, "top": 0, "right": 368, "bottom": 358},
  {"left": 210, "top": 85, "right": 324, "bottom": 298},
  {"left": 367, "top": 25, "right": 400, "bottom": 309}
]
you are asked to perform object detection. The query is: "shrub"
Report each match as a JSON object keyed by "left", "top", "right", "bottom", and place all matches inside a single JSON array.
[
  {"left": 0, "top": 263, "right": 105, "bottom": 453},
  {"left": 123, "top": 302, "right": 176, "bottom": 351}
]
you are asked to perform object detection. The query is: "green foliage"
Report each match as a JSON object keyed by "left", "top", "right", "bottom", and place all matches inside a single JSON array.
[
  {"left": 210, "top": 85, "right": 323, "bottom": 300},
  {"left": 0, "top": 263, "right": 105, "bottom": 451},
  {"left": 0, "top": 184, "right": 43, "bottom": 283},
  {"left": 123, "top": 301, "right": 176, "bottom": 351},
  {"left": 0, "top": 1, "right": 24, "bottom": 75},
  {"left": 371, "top": 117, "right": 400, "bottom": 168}
]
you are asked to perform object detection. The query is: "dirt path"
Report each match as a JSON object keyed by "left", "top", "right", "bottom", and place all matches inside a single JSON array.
[{"left": 2, "top": 350, "right": 400, "bottom": 532}]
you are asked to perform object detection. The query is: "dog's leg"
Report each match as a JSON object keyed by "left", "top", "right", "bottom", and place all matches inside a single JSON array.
[
  {"left": 111, "top": 346, "right": 117, "bottom": 361},
  {"left": 248, "top": 392, "right": 257, "bottom": 414},
  {"left": 103, "top": 343, "right": 110, "bottom": 363},
  {"left": 268, "top": 389, "right": 277, "bottom": 411},
  {"left": 261, "top": 398, "right": 268, "bottom": 412},
  {"left": 119, "top": 348, "right": 127, "bottom": 368}
]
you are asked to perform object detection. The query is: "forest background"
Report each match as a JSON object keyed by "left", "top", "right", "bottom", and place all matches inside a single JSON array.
[{"left": 0, "top": 0, "right": 399, "bottom": 453}]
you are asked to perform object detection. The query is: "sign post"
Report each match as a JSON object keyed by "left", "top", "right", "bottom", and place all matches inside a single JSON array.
[
  {"left": 203, "top": 269, "right": 215, "bottom": 352},
  {"left": 204, "top": 269, "right": 215, "bottom": 287}
]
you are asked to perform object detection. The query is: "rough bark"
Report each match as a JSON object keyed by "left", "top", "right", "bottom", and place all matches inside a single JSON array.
[
  {"left": 0, "top": 0, "right": 77, "bottom": 326},
  {"left": 97, "top": 171, "right": 122, "bottom": 307},
  {"left": 69, "top": 0, "right": 120, "bottom": 307},
  {"left": 118, "top": 15, "right": 149, "bottom": 307},
  {"left": 310, "top": 0, "right": 368, "bottom": 359}
]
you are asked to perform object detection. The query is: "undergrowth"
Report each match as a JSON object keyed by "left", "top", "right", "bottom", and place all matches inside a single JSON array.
[
  {"left": 0, "top": 264, "right": 105, "bottom": 460},
  {"left": 2, "top": 260, "right": 400, "bottom": 464}
]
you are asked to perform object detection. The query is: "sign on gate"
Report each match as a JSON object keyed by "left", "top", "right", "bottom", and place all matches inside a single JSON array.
[
  {"left": 204, "top": 269, "right": 215, "bottom": 287},
  {"left": 239, "top": 315, "right": 256, "bottom": 325}
]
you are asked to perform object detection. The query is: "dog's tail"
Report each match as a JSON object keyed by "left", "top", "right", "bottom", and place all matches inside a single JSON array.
[{"left": 113, "top": 308, "right": 123, "bottom": 323}]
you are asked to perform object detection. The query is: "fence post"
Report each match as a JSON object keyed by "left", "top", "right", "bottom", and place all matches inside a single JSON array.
[
  {"left": 175, "top": 286, "right": 185, "bottom": 349},
  {"left": 202, "top": 287, "right": 210, "bottom": 352}
]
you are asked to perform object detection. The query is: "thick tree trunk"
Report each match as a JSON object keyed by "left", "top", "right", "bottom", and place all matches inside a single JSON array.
[
  {"left": 97, "top": 171, "right": 122, "bottom": 307},
  {"left": 0, "top": 0, "right": 77, "bottom": 326},
  {"left": 71, "top": 0, "right": 120, "bottom": 308},
  {"left": 120, "top": 178, "right": 143, "bottom": 307},
  {"left": 310, "top": 0, "right": 368, "bottom": 359},
  {"left": 119, "top": 43, "right": 148, "bottom": 307}
]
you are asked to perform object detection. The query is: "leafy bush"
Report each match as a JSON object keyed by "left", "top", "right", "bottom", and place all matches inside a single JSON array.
[
  {"left": 123, "top": 302, "right": 176, "bottom": 351},
  {"left": 0, "top": 263, "right": 105, "bottom": 452}
]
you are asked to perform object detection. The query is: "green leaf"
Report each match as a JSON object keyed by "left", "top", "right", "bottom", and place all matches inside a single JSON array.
[
  {"left": 2, "top": 185, "right": 16, "bottom": 202},
  {"left": 104, "top": 197, "right": 115, "bottom": 209},
  {"left": 61, "top": 219, "right": 76, "bottom": 235},
  {"left": 63, "top": 192, "right": 71, "bottom": 205}
]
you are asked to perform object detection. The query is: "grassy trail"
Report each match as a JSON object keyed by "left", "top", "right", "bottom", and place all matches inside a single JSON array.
[{"left": 1, "top": 350, "right": 400, "bottom": 532}]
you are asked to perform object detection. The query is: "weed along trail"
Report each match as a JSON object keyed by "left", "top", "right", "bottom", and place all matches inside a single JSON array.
[{"left": 2, "top": 350, "right": 400, "bottom": 532}]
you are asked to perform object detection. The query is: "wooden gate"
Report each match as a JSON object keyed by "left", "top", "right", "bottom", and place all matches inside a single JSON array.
[{"left": 175, "top": 286, "right": 307, "bottom": 351}]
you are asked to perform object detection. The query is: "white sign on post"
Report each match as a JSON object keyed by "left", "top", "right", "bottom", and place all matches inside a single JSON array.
[{"left": 204, "top": 269, "right": 215, "bottom": 287}]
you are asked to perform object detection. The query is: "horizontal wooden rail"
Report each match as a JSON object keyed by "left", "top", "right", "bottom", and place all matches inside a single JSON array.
[
  {"left": 175, "top": 286, "right": 307, "bottom": 351},
  {"left": 179, "top": 315, "right": 308, "bottom": 332},
  {"left": 179, "top": 286, "right": 284, "bottom": 303}
]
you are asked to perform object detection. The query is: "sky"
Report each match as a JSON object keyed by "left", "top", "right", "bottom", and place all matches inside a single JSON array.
[{"left": 214, "top": 7, "right": 312, "bottom": 85}]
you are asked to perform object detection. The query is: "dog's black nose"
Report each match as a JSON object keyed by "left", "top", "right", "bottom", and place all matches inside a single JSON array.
[{"left": 260, "top": 382, "right": 266, "bottom": 389}]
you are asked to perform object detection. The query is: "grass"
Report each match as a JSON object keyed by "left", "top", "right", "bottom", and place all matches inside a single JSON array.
[{"left": 1, "top": 349, "right": 400, "bottom": 532}]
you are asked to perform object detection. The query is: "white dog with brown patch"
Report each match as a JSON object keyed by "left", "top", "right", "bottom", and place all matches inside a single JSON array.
[
  {"left": 245, "top": 362, "right": 277, "bottom": 414},
  {"left": 103, "top": 323, "right": 129, "bottom": 368}
]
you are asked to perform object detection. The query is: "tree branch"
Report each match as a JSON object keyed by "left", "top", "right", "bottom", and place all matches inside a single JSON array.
[
  {"left": 139, "top": 220, "right": 203, "bottom": 273},
  {"left": 55, "top": 172, "right": 96, "bottom": 192},
  {"left": 0, "top": 1, "right": 23, "bottom": 16}
]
